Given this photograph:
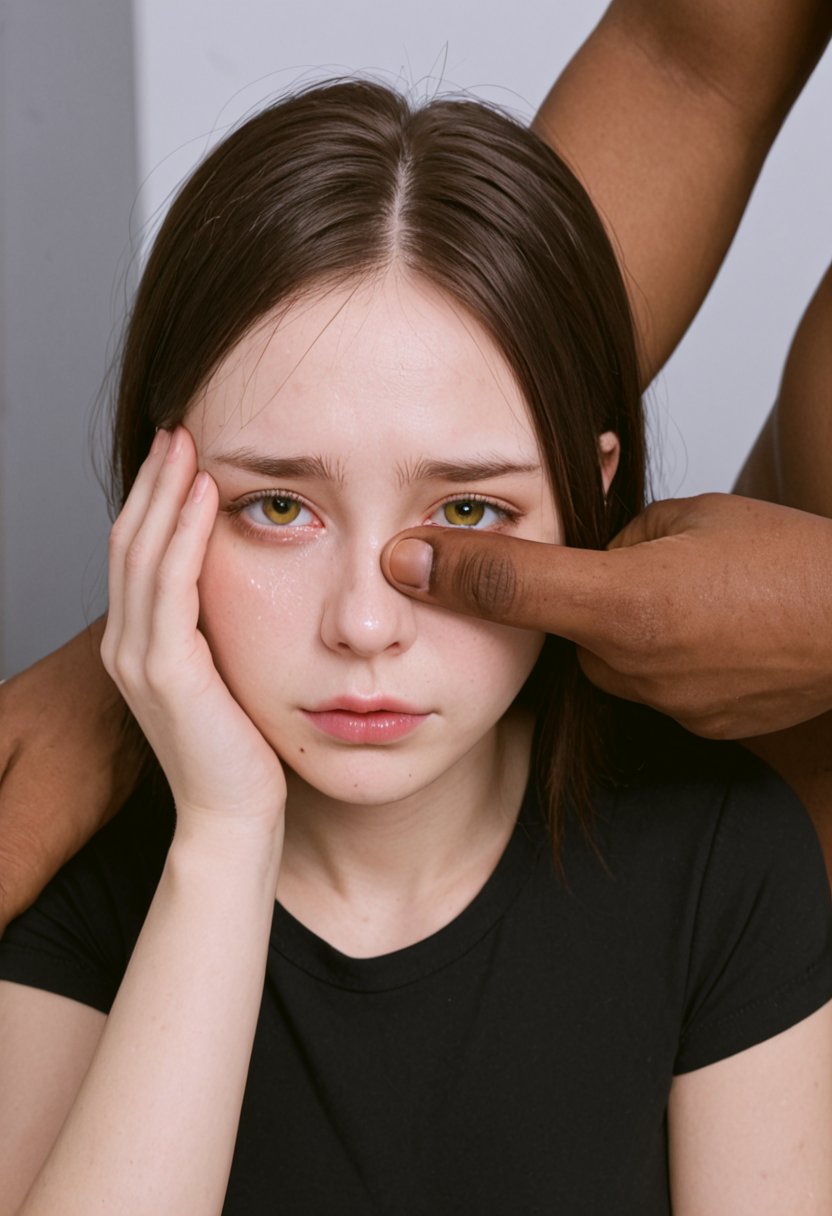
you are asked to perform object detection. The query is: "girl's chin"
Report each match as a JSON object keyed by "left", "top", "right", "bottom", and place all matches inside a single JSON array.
[
  {"left": 267, "top": 713, "right": 511, "bottom": 811},
  {"left": 287, "top": 774, "right": 431, "bottom": 809},
  {"left": 279, "top": 749, "right": 453, "bottom": 810}
]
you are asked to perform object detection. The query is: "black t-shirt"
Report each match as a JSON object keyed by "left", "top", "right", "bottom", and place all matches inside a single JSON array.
[{"left": 1, "top": 738, "right": 830, "bottom": 1215}]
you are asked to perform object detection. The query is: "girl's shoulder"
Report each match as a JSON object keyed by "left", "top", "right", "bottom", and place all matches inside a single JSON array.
[
  {"left": 583, "top": 712, "right": 832, "bottom": 1072},
  {"left": 597, "top": 711, "right": 828, "bottom": 931},
  {"left": 604, "top": 706, "right": 817, "bottom": 850}
]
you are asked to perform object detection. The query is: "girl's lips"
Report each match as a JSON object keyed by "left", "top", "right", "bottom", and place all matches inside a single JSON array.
[{"left": 301, "top": 708, "right": 429, "bottom": 744}]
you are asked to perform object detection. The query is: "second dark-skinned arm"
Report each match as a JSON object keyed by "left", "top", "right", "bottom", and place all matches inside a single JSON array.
[
  {"left": 732, "top": 261, "right": 832, "bottom": 877},
  {"left": 735, "top": 262, "right": 832, "bottom": 518},
  {"left": 533, "top": 0, "right": 831, "bottom": 385}
]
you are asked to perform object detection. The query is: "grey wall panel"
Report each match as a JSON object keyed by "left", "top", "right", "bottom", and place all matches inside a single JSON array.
[{"left": 1, "top": 0, "right": 137, "bottom": 676}]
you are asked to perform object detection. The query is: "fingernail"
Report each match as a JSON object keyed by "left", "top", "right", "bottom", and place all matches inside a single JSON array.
[{"left": 389, "top": 538, "right": 433, "bottom": 590}]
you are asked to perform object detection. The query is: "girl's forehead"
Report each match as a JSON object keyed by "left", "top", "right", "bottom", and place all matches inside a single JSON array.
[{"left": 187, "top": 272, "right": 541, "bottom": 462}]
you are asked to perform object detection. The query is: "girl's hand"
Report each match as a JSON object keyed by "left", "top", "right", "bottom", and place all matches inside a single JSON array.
[{"left": 101, "top": 427, "right": 286, "bottom": 832}]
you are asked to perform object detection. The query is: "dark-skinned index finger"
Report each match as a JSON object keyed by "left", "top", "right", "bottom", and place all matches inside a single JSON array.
[{"left": 380, "top": 526, "right": 633, "bottom": 648}]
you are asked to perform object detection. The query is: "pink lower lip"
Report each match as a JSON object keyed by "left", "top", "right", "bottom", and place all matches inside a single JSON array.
[{"left": 302, "top": 709, "right": 428, "bottom": 743}]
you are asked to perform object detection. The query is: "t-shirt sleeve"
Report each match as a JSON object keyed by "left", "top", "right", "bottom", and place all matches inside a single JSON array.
[
  {"left": 0, "top": 780, "right": 173, "bottom": 1013},
  {"left": 674, "top": 761, "right": 832, "bottom": 1073}
]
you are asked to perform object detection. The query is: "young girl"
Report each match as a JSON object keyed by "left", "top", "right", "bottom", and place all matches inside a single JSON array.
[{"left": 0, "top": 80, "right": 829, "bottom": 1215}]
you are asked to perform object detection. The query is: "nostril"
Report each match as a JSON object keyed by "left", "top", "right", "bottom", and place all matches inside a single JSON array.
[{"left": 320, "top": 559, "right": 419, "bottom": 657}]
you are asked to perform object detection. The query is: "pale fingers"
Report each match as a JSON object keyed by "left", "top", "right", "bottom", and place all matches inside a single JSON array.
[
  {"left": 103, "top": 428, "right": 171, "bottom": 659},
  {"left": 145, "top": 471, "right": 219, "bottom": 688},
  {"left": 119, "top": 429, "right": 199, "bottom": 663},
  {"left": 104, "top": 428, "right": 199, "bottom": 689},
  {"left": 99, "top": 427, "right": 285, "bottom": 825}
]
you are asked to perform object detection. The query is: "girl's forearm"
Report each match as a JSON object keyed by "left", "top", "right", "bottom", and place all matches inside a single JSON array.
[{"left": 19, "top": 817, "right": 282, "bottom": 1216}]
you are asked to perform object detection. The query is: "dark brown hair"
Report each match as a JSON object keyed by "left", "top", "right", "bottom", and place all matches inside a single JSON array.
[{"left": 112, "top": 78, "right": 645, "bottom": 852}]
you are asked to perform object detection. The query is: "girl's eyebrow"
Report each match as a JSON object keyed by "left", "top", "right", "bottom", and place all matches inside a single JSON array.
[
  {"left": 208, "top": 450, "right": 346, "bottom": 486},
  {"left": 208, "top": 448, "right": 540, "bottom": 486},
  {"left": 395, "top": 457, "right": 541, "bottom": 486}
]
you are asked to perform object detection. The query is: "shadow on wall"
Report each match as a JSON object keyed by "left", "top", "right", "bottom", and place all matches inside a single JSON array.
[{"left": 1, "top": 0, "right": 137, "bottom": 676}]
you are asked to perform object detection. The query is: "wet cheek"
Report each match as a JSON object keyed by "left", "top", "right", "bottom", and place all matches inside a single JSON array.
[{"left": 197, "top": 540, "right": 318, "bottom": 671}]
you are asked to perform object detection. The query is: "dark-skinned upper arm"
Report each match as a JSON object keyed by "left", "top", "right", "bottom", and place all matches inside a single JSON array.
[{"left": 532, "top": 0, "right": 832, "bottom": 386}]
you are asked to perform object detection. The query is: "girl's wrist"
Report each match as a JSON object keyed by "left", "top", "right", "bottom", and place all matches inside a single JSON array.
[{"left": 169, "top": 806, "right": 284, "bottom": 886}]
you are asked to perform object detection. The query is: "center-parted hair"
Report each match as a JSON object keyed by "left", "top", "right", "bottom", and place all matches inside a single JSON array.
[{"left": 113, "top": 78, "right": 646, "bottom": 855}]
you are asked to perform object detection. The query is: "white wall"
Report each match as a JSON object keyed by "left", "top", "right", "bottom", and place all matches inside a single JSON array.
[{"left": 2, "top": 0, "right": 830, "bottom": 675}]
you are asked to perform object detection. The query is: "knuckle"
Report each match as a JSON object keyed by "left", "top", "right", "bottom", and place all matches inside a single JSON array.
[
  {"left": 124, "top": 536, "right": 152, "bottom": 576},
  {"left": 99, "top": 635, "right": 115, "bottom": 675},
  {"left": 154, "top": 559, "right": 177, "bottom": 597},
  {"left": 676, "top": 709, "right": 733, "bottom": 740},
  {"left": 603, "top": 590, "right": 663, "bottom": 671},
  {"left": 0, "top": 827, "right": 52, "bottom": 918},
  {"left": 451, "top": 546, "right": 518, "bottom": 618},
  {"left": 677, "top": 688, "right": 742, "bottom": 739},
  {"left": 142, "top": 652, "right": 168, "bottom": 693},
  {"left": 697, "top": 719, "right": 734, "bottom": 741},
  {"left": 108, "top": 518, "right": 129, "bottom": 555},
  {"left": 112, "top": 650, "right": 140, "bottom": 689}
]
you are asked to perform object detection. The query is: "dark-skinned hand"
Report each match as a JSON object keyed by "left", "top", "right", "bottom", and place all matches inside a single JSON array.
[
  {"left": 0, "top": 620, "right": 142, "bottom": 932},
  {"left": 382, "top": 492, "right": 832, "bottom": 740}
]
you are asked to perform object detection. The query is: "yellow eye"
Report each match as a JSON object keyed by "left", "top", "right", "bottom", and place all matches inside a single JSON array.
[
  {"left": 261, "top": 495, "right": 302, "bottom": 525},
  {"left": 442, "top": 499, "right": 486, "bottom": 527}
]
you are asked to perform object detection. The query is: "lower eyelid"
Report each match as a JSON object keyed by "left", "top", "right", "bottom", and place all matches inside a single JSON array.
[{"left": 232, "top": 514, "right": 322, "bottom": 543}]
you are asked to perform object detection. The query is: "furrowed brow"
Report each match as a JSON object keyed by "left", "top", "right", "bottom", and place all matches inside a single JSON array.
[
  {"left": 396, "top": 457, "right": 541, "bottom": 488},
  {"left": 209, "top": 448, "right": 345, "bottom": 486}
]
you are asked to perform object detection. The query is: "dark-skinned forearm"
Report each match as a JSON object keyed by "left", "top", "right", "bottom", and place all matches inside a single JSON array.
[{"left": 0, "top": 619, "right": 139, "bottom": 931}]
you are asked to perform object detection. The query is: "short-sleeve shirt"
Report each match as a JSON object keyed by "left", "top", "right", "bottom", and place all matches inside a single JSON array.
[{"left": 1, "top": 733, "right": 830, "bottom": 1214}]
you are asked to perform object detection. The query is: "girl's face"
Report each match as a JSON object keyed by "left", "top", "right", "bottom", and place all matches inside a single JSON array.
[{"left": 188, "top": 272, "right": 560, "bottom": 808}]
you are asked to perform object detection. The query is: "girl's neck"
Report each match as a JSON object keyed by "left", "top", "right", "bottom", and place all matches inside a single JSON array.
[{"left": 275, "top": 708, "right": 534, "bottom": 957}]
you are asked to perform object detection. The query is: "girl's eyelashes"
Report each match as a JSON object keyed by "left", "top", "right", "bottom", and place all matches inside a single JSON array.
[
  {"left": 223, "top": 489, "right": 522, "bottom": 537},
  {"left": 426, "top": 494, "right": 520, "bottom": 530},
  {"left": 225, "top": 491, "right": 321, "bottom": 535}
]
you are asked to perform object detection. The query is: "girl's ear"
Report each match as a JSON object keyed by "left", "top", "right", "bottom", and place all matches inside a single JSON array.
[{"left": 598, "top": 431, "right": 620, "bottom": 495}]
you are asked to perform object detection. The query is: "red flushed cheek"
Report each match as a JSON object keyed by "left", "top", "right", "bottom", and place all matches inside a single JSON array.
[{"left": 198, "top": 539, "right": 318, "bottom": 673}]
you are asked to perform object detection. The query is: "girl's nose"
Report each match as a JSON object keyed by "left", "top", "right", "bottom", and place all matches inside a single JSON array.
[{"left": 319, "top": 543, "right": 418, "bottom": 658}]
